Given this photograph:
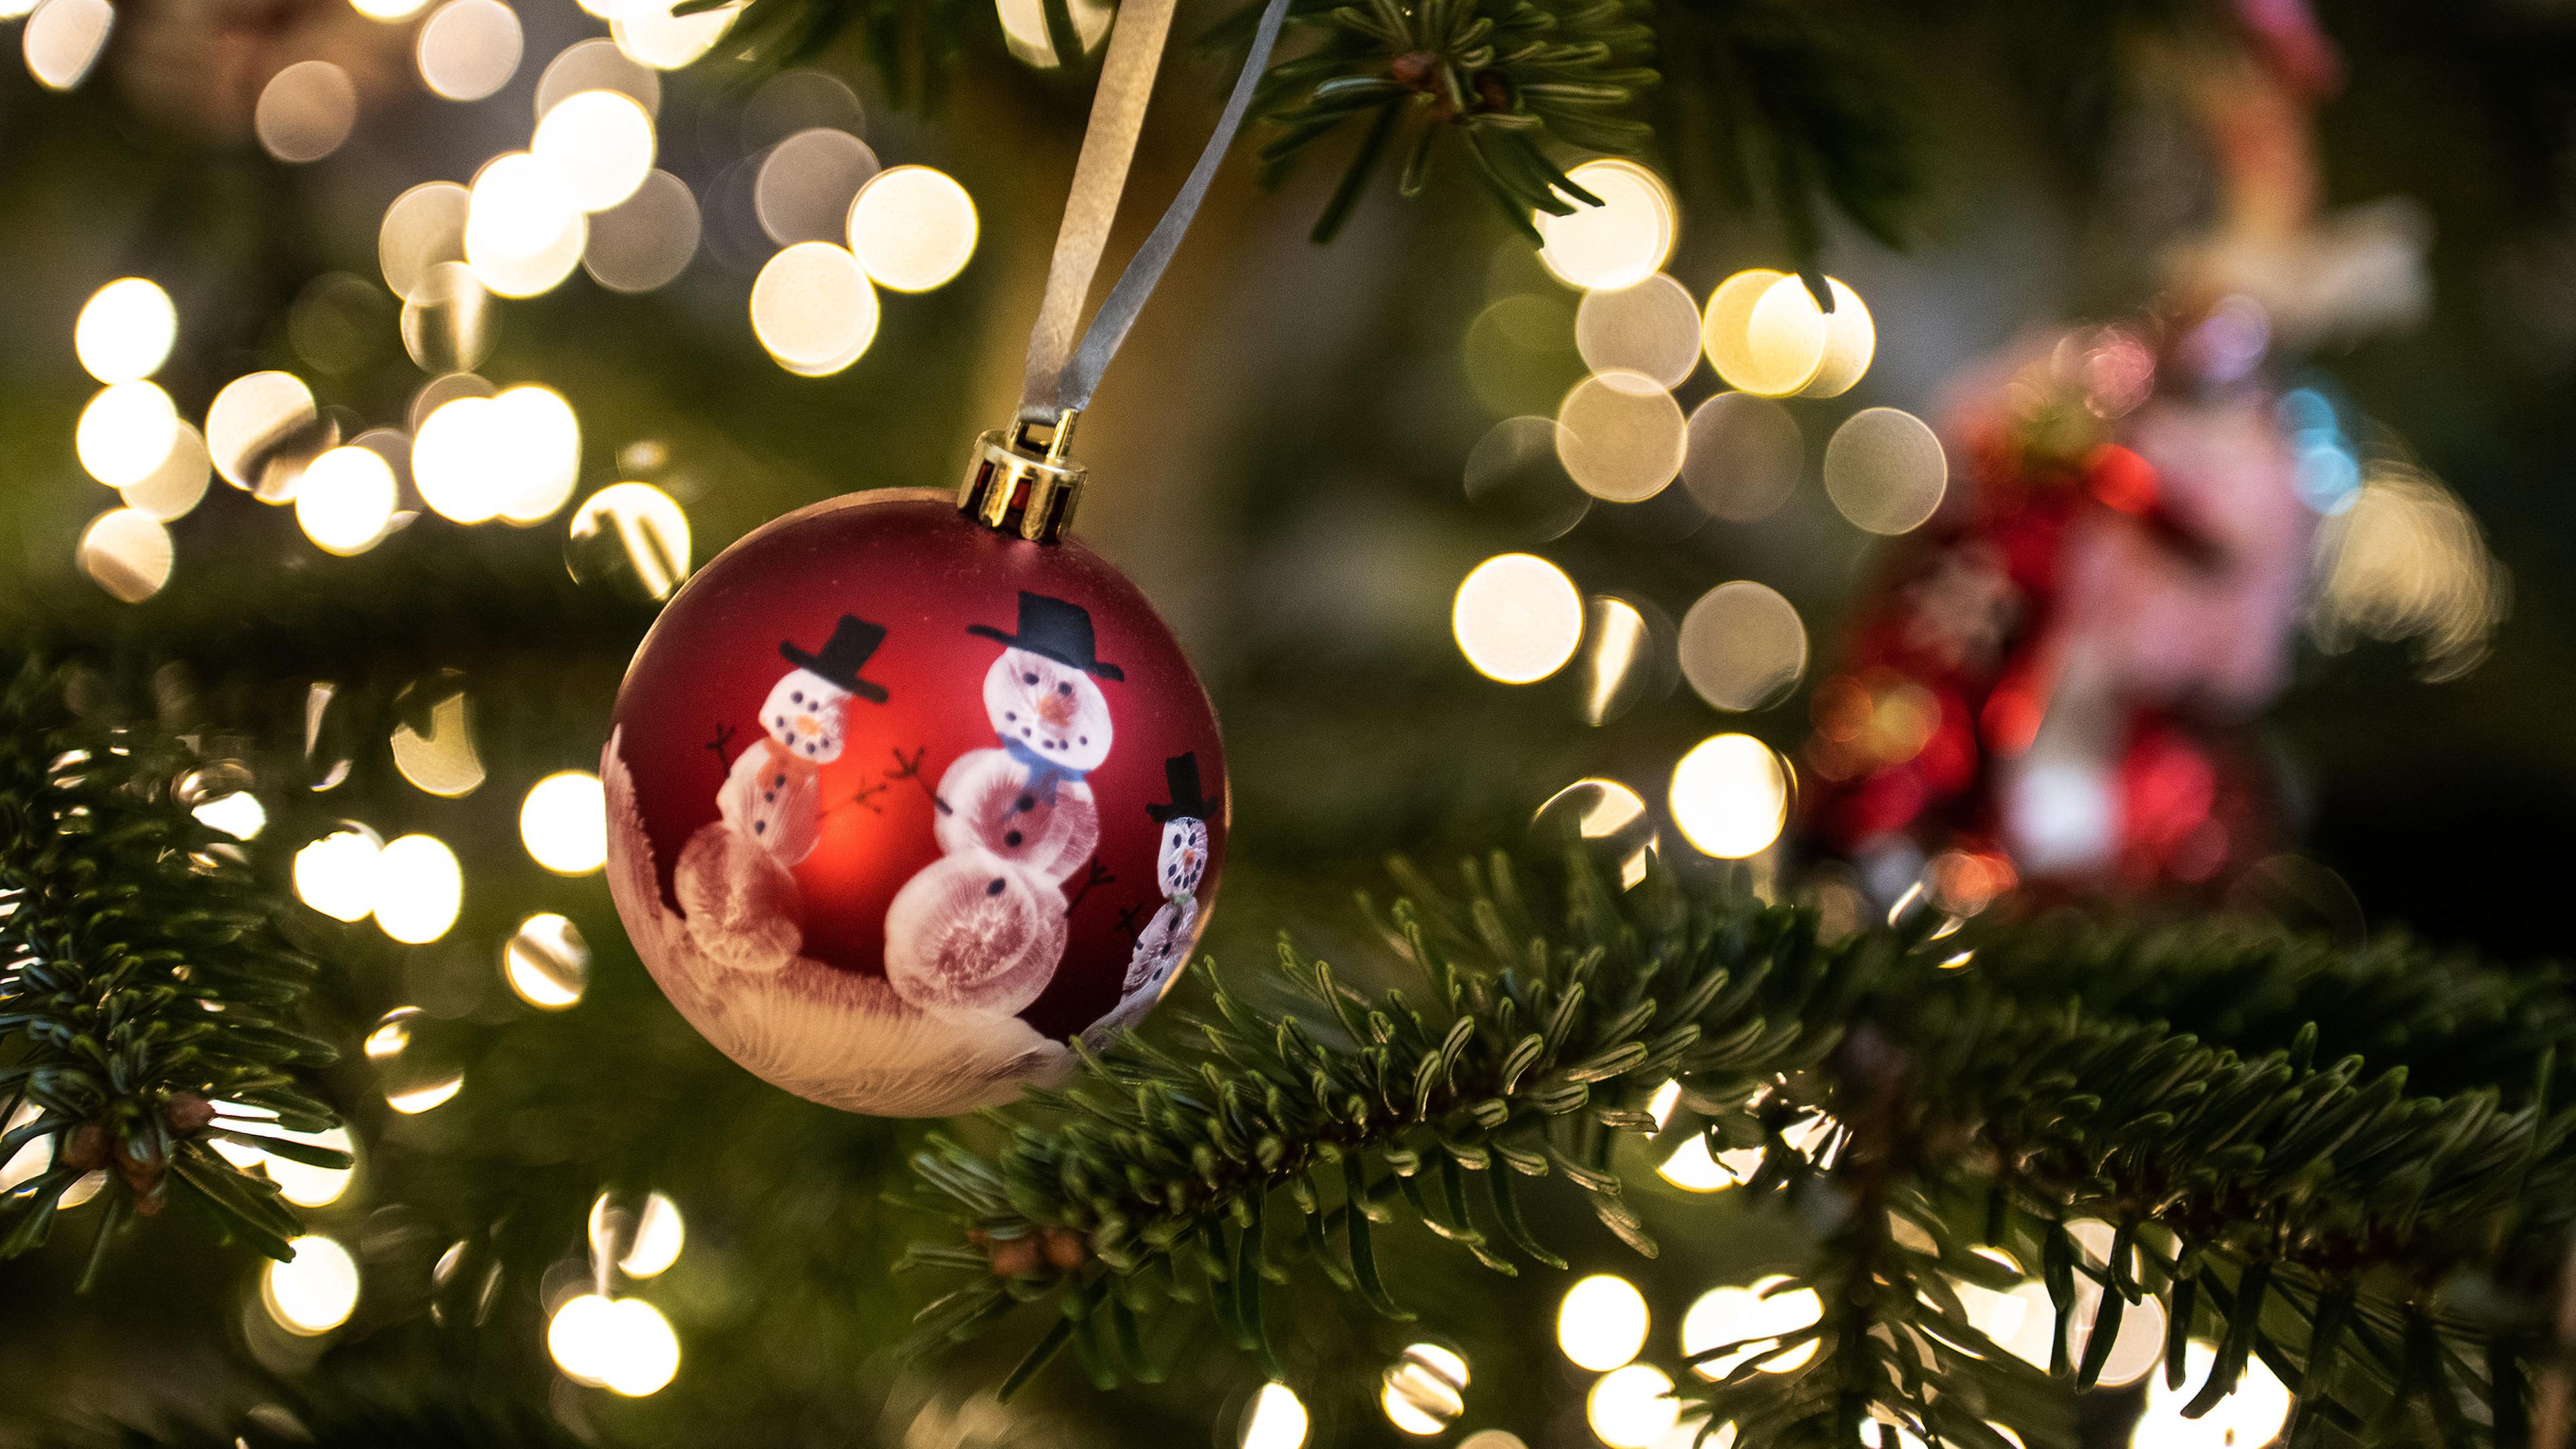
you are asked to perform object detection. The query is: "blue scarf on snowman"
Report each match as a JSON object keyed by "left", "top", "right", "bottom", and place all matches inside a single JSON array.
[{"left": 1004, "top": 736, "right": 1088, "bottom": 804}]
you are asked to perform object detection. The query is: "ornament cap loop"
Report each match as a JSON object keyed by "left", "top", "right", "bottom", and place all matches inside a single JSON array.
[{"left": 959, "top": 411, "right": 1086, "bottom": 543}]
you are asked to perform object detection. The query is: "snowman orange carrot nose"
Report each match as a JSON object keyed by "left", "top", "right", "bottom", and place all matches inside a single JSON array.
[{"left": 1036, "top": 691, "right": 1077, "bottom": 726}]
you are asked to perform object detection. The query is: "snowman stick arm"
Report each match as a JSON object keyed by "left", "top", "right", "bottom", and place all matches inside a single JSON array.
[
  {"left": 704, "top": 723, "right": 738, "bottom": 781},
  {"left": 887, "top": 745, "right": 953, "bottom": 815},
  {"left": 1064, "top": 858, "right": 1115, "bottom": 917}
]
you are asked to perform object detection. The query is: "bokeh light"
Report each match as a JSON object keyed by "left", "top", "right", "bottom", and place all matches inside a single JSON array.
[
  {"left": 755, "top": 127, "right": 880, "bottom": 246},
  {"left": 78, "top": 508, "right": 174, "bottom": 603},
  {"left": 521, "top": 769, "right": 606, "bottom": 873},
  {"left": 1587, "top": 1364, "right": 1678, "bottom": 1449},
  {"left": 401, "top": 260, "right": 495, "bottom": 374},
  {"left": 368, "top": 1006, "right": 466, "bottom": 1112},
  {"left": 1823, "top": 408, "right": 1948, "bottom": 535},
  {"left": 1380, "top": 1344, "right": 1468, "bottom": 1437},
  {"left": 373, "top": 834, "right": 464, "bottom": 945},
  {"left": 120, "top": 421, "right": 211, "bottom": 521},
  {"left": 1239, "top": 1382, "right": 1309, "bottom": 1449},
  {"left": 380, "top": 182, "right": 472, "bottom": 301},
  {"left": 492, "top": 384, "right": 583, "bottom": 523},
  {"left": 612, "top": 0, "right": 741, "bottom": 70},
  {"left": 206, "top": 370, "right": 323, "bottom": 498},
  {"left": 1669, "top": 734, "right": 1790, "bottom": 859},
  {"left": 584, "top": 170, "right": 701, "bottom": 292},
  {"left": 193, "top": 790, "right": 267, "bottom": 841},
  {"left": 549, "top": 1294, "right": 681, "bottom": 1395},
  {"left": 417, "top": 0, "right": 523, "bottom": 101},
  {"left": 255, "top": 60, "right": 358, "bottom": 164},
  {"left": 750, "top": 241, "right": 879, "bottom": 376},
  {"left": 257, "top": 1126, "right": 358, "bottom": 1208},
  {"left": 1703, "top": 270, "right": 1821, "bottom": 397},
  {"left": 75, "top": 278, "right": 176, "bottom": 384},
  {"left": 505, "top": 912, "right": 591, "bottom": 1009},
  {"left": 536, "top": 38, "right": 661, "bottom": 119},
  {"left": 1681, "top": 1276, "right": 1824, "bottom": 1377},
  {"left": 1574, "top": 274, "right": 1701, "bottom": 389},
  {"left": 1453, "top": 553, "right": 1584, "bottom": 684},
  {"left": 1558, "top": 1274, "right": 1649, "bottom": 1371},
  {"left": 1536, "top": 161, "right": 1676, "bottom": 292},
  {"left": 414, "top": 396, "right": 510, "bottom": 523},
  {"left": 23, "top": 0, "right": 113, "bottom": 91},
  {"left": 296, "top": 446, "right": 399, "bottom": 555},
  {"left": 567, "top": 482, "right": 692, "bottom": 599},
  {"left": 1534, "top": 777, "right": 1657, "bottom": 890},
  {"left": 533, "top": 89, "right": 657, "bottom": 213},
  {"left": 591, "top": 1189, "right": 685, "bottom": 1276},
  {"left": 294, "top": 826, "right": 382, "bottom": 922},
  {"left": 995, "top": 0, "right": 1111, "bottom": 67},
  {"left": 1576, "top": 592, "right": 1677, "bottom": 727},
  {"left": 1803, "top": 278, "right": 1876, "bottom": 398},
  {"left": 76, "top": 382, "right": 178, "bottom": 488},
  {"left": 2310, "top": 462, "right": 2506, "bottom": 682},
  {"left": 390, "top": 683, "right": 485, "bottom": 797},
  {"left": 352, "top": 0, "right": 432, "bottom": 21},
  {"left": 1678, "top": 582, "right": 1807, "bottom": 711},
  {"left": 466, "top": 152, "right": 587, "bottom": 298},
  {"left": 2135, "top": 1341, "right": 2291, "bottom": 1449},
  {"left": 1556, "top": 373, "right": 1687, "bottom": 502},
  {"left": 1681, "top": 392, "right": 1802, "bottom": 523},
  {"left": 847, "top": 165, "right": 978, "bottom": 291},
  {"left": 263, "top": 1235, "right": 360, "bottom": 1335}
]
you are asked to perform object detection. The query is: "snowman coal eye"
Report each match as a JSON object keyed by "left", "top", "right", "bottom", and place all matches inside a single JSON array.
[
  {"left": 792, "top": 690, "right": 803, "bottom": 703},
  {"left": 1023, "top": 672, "right": 1038, "bottom": 686},
  {"left": 1056, "top": 682, "right": 1071, "bottom": 696},
  {"left": 775, "top": 715, "right": 787, "bottom": 727}
]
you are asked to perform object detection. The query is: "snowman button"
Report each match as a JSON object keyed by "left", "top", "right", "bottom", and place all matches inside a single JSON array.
[
  {"left": 1004, "top": 830, "right": 1023, "bottom": 847},
  {"left": 754, "top": 821, "right": 767, "bottom": 834},
  {"left": 1015, "top": 794, "right": 1034, "bottom": 812},
  {"left": 985, "top": 878, "right": 1006, "bottom": 896}
]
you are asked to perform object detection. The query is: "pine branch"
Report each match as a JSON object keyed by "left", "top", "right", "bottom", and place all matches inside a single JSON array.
[
  {"left": 898, "top": 854, "right": 2576, "bottom": 1446},
  {"left": 0, "top": 655, "right": 343, "bottom": 1278}
]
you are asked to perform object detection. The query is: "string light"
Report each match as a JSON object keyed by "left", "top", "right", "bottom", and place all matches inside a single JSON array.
[
  {"left": 466, "top": 153, "right": 586, "bottom": 298},
  {"left": 1669, "top": 734, "right": 1790, "bottom": 859},
  {"left": 263, "top": 1236, "right": 360, "bottom": 1334},
  {"left": 1453, "top": 553, "right": 1584, "bottom": 684},
  {"left": 417, "top": 0, "right": 524, "bottom": 101},
  {"left": 535, "top": 37, "right": 661, "bottom": 118},
  {"left": 1557, "top": 1274, "right": 1650, "bottom": 1371},
  {"left": 294, "top": 826, "right": 383, "bottom": 922},
  {"left": 76, "top": 382, "right": 179, "bottom": 488},
  {"left": 1574, "top": 274, "right": 1701, "bottom": 389},
  {"left": 121, "top": 421, "right": 211, "bottom": 521},
  {"left": 567, "top": 482, "right": 692, "bottom": 598},
  {"left": 750, "top": 241, "right": 879, "bottom": 376},
  {"left": 1823, "top": 409, "right": 1948, "bottom": 535},
  {"left": 548, "top": 1293, "right": 682, "bottom": 1395},
  {"left": 372, "top": 835, "right": 464, "bottom": 945},
  {"left": 1535, "top": 160, "right": 1675, "bottom": 291},
  {"left": 847, "top": 166, "right": 979, "bottom": 292},
  {"left": 1586, "top": 1364, "right": 1679, "bottom": 1449},
  {"left": 492, "top": 384, "right": 583, "bottom": 523},
  {"left": 1555, "top": 372, "right": 1687, "bottom": 502},
  {"left": 380, "top": 182, "right": 472, "bottom": 301},
  {"left": 584, "top": 170, "right": 701, "bottom": 293},
  {"left": 296, "top": 446, "right": 400, "bottom": 555},
  {"left": 995, "top": 0, "right": 1111, "bottom": 67},
  {"left": 1680, "top": 1277, "right": 1824, "bottom": 1377},
  {"left": 533, "top": 89, "right": 657, "bottom": 213},
  {"left": 505, "top": 912, "right": 592, "bottom": 1009},
  {"left": 74, "top": 278, "right": 176, "bottom": 384},
  {"left": 78, "top": 508, "right": 174, "bottom": 603},
  {"left": 1678, "top": 582, "right": 1807, "bottom": 712},
  {"left": 1239, "top": 1382, "right": 1309, "bottom": 1449},
  {"left": 1680, "top": 393, "right": 1802, "bottom": 523},
  {"left": 590, "top": 1190, "right": 686, "bottom": 1277},
  {"left": 755, "top": 127, "right": 880, "bottom": 246},
  {"left": 22, "top": 0, "right": 113, "bottom": 91},
  {"left": 611, "top": 0, "right": 740, "bottom": 70},
  {"left": 205, "top": 371, "right": 321, "bottom": 496},
  {"left": 390, "top": 684, "right": 486, "bottom": 797},
  {"left": 255, "top": 61, "right": 359, "bottom": 164},
  {"left": 521, "top": 770, "right": 607, "bottom": 873},
  {"left": 368, "top": 1006, "right": 466, "bottom": 1112}
]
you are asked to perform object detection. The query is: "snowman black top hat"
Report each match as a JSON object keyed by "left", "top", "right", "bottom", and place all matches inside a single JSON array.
[
  {"left": 1147, "top": 752, "right": 1216, "bottom": 823},
  {"left": 780, "top": 615, "right": 892, "bottom": 704},
  {"left": 967, "top": 591, "right": 1124, "bottom": 680}
]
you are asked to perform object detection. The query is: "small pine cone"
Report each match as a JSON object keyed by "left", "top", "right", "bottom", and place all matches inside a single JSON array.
[
  {"left": 1040, "top": 1226, "right": 1086, "bottom": 1272},
  {"left": 988, "top": 1236, "right": 1042, "bottom": 1277},
  {"left": 1472, "top": 68, "right": 1513, "bottom": 113},
  {"left": 62, "top": 1122, "right": 110, "bottom": 1173},
  {"left": 1390, "top": 51, "right": 1439, "bottom": 88},
  {"left": 163, "top": 1092, "right": 217, "bottom": 1136},
  {"left": 133, "top": 1185, "right": 166, "bottom": 1217},
  {"left": 113, "top": 1138, "right": 166, "bottom": 1197}
]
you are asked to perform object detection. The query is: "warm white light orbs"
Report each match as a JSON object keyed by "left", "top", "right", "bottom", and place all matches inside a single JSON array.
[
  {"left": 296, "top": 445, "right": 399, "bottom": 555},
  {"left": 417, "top": 0, "right": 523, "bottom": 101},
  {"left": 1669, "top": 734, "right": 1790, "bottom": 859},
  {"left": 1536, "top": 161, "right": 1675, "bottom": 292},
  {"left": 373, "top": 833, "right": 463, "bottom": 945},
  {"left": 521, "top": 769, "right": 606, "bottom": 873},
  {"left": 749, "top": 241, "right": 878, "bottom": 376},
  {"left": 294, "top": 827, "right": 383, "bottom": 922},
  {"left": 78, "top": 508, "right": 174, "bottom": 603},
  {"left": 256, "top": 60, "right": 359, "bottom": 164},
  {"left": 1558, "top": 1273, "right": 1650, "bottom": 1372},
  {"left": 76, "top": 382, "right": 179, "bottom": 488},
  {"left": 533, "top": 89, "right": 657, "bottom": 213},
  {"left": 264, "top": 1235, "right": 360, "bottom": 1334},
  {"left": 549, "top": 1293, "right": 680, "bottom": 1396},
  {"left": 1239, "top": 1382, "right": 1310, "bottom": 1449},
  {"left": 466, "top": 152, "right": 586, "bottom": 298},
  {"left": 1453, "top": 553, "right": 1584, "bottom": 685},
  {"left": 1587, "top": 1364, "right": 1680, "bottom": 1449},
  {"left": 846, "top": 165, "right": 978, "bottom": 292},
  {"left": 75, "top": 278, "right": 176, "bottom": 384}
]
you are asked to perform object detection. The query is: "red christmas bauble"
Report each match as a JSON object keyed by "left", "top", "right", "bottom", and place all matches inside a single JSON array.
[{"left": 602, "top": 488, "right": 1227, "bottom": 1116}]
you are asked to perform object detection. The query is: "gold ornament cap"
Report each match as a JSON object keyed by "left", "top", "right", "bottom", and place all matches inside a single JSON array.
[{"left": 959, "top": 411, "right": 1085, "bottom": 543}]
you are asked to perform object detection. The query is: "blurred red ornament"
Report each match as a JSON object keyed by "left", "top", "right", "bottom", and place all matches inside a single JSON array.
[{"left": 603, "top": 489, "right": 1226, "bottom": 1116}]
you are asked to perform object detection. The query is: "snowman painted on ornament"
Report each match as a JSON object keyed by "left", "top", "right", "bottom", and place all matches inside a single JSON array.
[
  {"left": 884, "top": 592, "right": 1121, "bottom": 1020},
  {"left": 675, "top": 614, "right": 893, "bottom": 973},
  {"left": 1083, "top": 752, "right": 1214, "bottom": 1049}
]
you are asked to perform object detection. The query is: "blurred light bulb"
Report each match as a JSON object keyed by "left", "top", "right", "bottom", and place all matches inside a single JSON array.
[
  {"left": 193, "top": 792, "right": 267, "bottom": 841},
  {"left": 1669, "top": 735, "right": 1790, "bottom": 859},
  {"left": 76, "top": 382, "right": 179, "bottom": 488},
  {"left": 846, "top": 165, "right": 978, "bottom": 292},
  {"left": 505, "top": 912, "right": 590, "bottom": 1009},
  {"left": 373, "top": 834, "right": 463, "bottom": 945},
  {"left": 296, "top": 445, "right": 399, "bottom": 555},
  {"left": 294, "top": 826, "right": 382, "bottom": 921},
  {"left": 1587, "top": 1364, "right": 1679, "bottom": 1449},
  {"left": 750, "top": 241, "right": 877, "bottom": 376},
  {"left": 533, "top": 89, "right": 657, "bottom": 213},
  {"left": 1240, "top": 1382, "right": 1309, "bottom": 1449},
  {"left": 521, "top": 770, "right": 607, "bottom": 873},
  {"left": 549, "top": 1293, "right": 680, "bottom": 1396},
  {"left": 78, "top": 507, "right": 174, "bottom": 603},
  {"left": 1453, "top": 553, "right": 1584, "bottom": 684},
  {"left": 1558, "top": 1273, "right": 1650, "bottom": 1371},
  {"left": 1536, "top": 161, "right": 1675, "bottom": 292},
  {"left": 263, "top": 1235, "right": 360, "bottom": 1334},
  {"left": 75, "top": 278, "right": 176, "bottom": 383}
]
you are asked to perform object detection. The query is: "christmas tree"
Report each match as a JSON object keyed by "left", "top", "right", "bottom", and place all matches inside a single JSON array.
[{"left": 1, "top": 0, "right": 2569, "bottom": 1446}]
